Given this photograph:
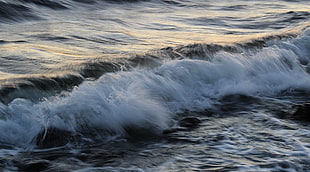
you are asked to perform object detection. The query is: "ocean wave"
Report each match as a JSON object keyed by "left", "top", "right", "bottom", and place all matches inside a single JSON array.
[
  {"left": 0, "top": 55, "right": 161, "bottom": 104},
  {"left": 0, "top": 28, "right": 309, "bottom": 148},
  {"left": 0, "top": 74, "right": 84, "bottom": 104}
]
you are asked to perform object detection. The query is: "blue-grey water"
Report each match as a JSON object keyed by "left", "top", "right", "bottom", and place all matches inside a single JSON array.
[{"left": 0, "top": 0, "right": 310, "bottom": 171}]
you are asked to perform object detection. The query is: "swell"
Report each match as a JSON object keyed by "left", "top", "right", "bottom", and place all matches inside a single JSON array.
[
  {"left": 170, "top": 32, "right": 300, "bottom": 58},
  {"left": 0, "top": 54, "right": 162, "bottom": 104},
  {"left": 0, "top": 29, "right": 308, "bottom": 103},
  {"left": 0, "top": 74, "right": 84, "bottom": 104}
]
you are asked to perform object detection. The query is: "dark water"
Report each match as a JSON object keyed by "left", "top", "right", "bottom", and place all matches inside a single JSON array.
[{"left": 0, "top": 0, "right": 310, "bottom": 171}]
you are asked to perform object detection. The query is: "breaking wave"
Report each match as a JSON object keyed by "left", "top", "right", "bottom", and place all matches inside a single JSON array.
[{"left": 0, "top": 28, "right": 309, "bottom": 148}]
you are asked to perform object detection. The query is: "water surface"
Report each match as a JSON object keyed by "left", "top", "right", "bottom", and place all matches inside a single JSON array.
[{"left": 0, "top": 0, "right": 310, "bottom": 171}]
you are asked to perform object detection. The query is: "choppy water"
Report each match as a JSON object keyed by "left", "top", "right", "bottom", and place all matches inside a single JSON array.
[{"left": 0, "top": 0, "right": 310, "bottom": 171}]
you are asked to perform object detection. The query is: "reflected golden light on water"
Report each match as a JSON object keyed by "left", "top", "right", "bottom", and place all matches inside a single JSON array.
[
  {"left": 0, "top": 0, "right": 309, "bottom": 82},
  {"left": 0, "top": 44, "right": 98, "bottom": 58}
]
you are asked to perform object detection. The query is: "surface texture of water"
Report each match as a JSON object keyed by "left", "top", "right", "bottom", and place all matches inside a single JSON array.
[{"left": 0, "top": 0, "right": 310, "bottom": 171}]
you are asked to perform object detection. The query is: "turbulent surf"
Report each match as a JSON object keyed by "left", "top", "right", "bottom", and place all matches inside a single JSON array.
[{"left": 0, "top": 0, "right": 310, "bottom": 171}]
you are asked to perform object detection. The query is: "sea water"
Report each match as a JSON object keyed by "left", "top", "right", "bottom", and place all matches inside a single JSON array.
[{"left": 0, "top": 0, "right": 310, "bottom": 171}]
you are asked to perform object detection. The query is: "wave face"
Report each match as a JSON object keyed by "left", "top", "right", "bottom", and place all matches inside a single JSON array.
[{"left": 0, "top": 28, "right": 309, "bottom": 148}]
